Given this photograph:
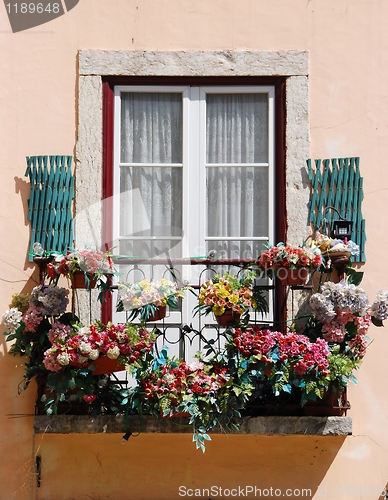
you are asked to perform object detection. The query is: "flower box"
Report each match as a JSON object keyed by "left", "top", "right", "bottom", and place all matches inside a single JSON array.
[
  {"left": 146, "top": 305, "right": 167, "bottom": 322},
  {"left": 215, "top": 310, "right": 241, "bottom": 327},
  {"left": 70, "top": 271, "right": 97, "bottom": 289},
  {"left": 302, "top": 386, "right": 350, "bottom": 416},
  {"left": 92, "top": 356, "right": 125, "bottom": 375},
  {"left": 277, "top": 267, "right": 308, "bottom": 286}
]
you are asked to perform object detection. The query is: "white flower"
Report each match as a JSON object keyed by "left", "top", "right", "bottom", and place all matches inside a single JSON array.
[
  {"left": 370, "top": 290, "right": 388, "bottom": 320},
  {"left": 107, "top": 346, "right": 120, "bottom": 359},
  {"left": 57, "top": 352, "right": 71, "bottom": 366},
  {"left": 2, "top": 308, "right": 22, "bottom": 333},
  {"left": 88, "top": 349, "right": 100, "bottom": 360},
  {"left": 78, "top": 341, "right": 92, "bottom": 355},
  {"left": 79, "top": 326, "right": 91, "bottom": 336}
]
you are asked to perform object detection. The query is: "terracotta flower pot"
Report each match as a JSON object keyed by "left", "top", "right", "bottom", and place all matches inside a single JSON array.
[
  {"left": 92, "top": 356, "right": 124, "bottom": 375},
  {"left": 160, "top": 410, "right": 190, "bottom": 419},
  {"left": 277, "top": 267, "right": 308, "bottom": 286},
  {"left": 70, "top": 271, "right": 97, "bottom": 289},
  {"left": 303, "top": 386, "right": 350, "bottom": 416},
  {"left": 215, "top": 309, "right": 241, "bottom": 327},
  {"left": 146, "top": 305, "right": 167, "bottom": 322}
]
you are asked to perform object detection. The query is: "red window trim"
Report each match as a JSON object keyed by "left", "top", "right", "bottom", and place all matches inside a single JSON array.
[{"left": 101, "top": 76, "right": 287, "bottom": 327}]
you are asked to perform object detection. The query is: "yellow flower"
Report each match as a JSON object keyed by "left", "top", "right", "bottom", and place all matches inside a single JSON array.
[
  {"left": 228, "top": 293, "right": 240, "bottom": 305},
  {"left": 215, "top": 287, "right": 229, "bottom": 299},
  {"left": 139, "top": 280, "right": 152, "bottom": 291},
  {"left": 212, "top": 304, "right": 226, "bottom": 316}
]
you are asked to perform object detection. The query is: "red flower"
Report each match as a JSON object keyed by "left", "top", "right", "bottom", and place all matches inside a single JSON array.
[{"left": 83, "top": 394, "right": 97, "bottom": 403}]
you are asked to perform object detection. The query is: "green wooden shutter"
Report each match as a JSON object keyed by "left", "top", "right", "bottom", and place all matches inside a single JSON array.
[
  {"left": 307, "top": 157, "right": 366, "bottom": 262},
  {"left": 25, "top": 155, "right": 74, "bottom": 260}
]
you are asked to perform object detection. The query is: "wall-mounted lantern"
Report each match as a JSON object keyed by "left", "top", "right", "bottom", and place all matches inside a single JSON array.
[
  {"left": 325, "top": 206, "right": 353, "bottom": 241},
  {"left": 331, "top": 218, "right": 353, "bottom": 241}
]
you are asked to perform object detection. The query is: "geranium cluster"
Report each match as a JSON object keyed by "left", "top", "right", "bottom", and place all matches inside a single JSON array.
[
  {"left": 141, "top": 358, "right": 229, "bottom": 401},
  {"left": 227, "top": 326, "right": 335, "bottom": 404},
  {"left": 232, "top": 326, "right": 330, "bottom": 377},
  {"left": 43, "top": 322, "right": 156, "bottom": 373},
  {"left": 258, "top": 242, "right": 322, "bottom": 270},
  {"left": 196, "top": 272, "right": 255, "bottom": 317}
]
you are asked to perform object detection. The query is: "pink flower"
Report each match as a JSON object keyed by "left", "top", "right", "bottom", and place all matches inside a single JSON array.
[{"left": 22, "top": 306, "right": 43, "bottom": 333}]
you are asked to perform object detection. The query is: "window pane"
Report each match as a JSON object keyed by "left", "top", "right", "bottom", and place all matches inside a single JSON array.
[
  {"left": 206, "top": 240, "right": 265, "bottom": 261},
  {"left": 120, "top": 166, "right": 183, "bottom": 253},
  {"left": 121, "top": 92, "right": 183, "bottom": 164},
  {"left": 117, "top": 240, "right": 183, "bottom": 283},
  {"left": 207, "top": 166, "right": 269, "bottom": 239},
  {"left": 206, "top": 93, "right": 268, "bottom": 164}
]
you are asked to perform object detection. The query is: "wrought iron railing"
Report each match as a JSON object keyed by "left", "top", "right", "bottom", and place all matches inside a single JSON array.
[{"left": 111, "top": 257, "right": 275, "bottom": 361}]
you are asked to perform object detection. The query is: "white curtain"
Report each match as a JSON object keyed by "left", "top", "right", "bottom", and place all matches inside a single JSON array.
[
  {"left": 206, "top": 93, "right": 269, "bottom": 260},
  {"left": 119, "top": 91, "right": 269, "bottom": 263},
  {"left": 120, "top": 92, "right": 183, "bottom": 264}
]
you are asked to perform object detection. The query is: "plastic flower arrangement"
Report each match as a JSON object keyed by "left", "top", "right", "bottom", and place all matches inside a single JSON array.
[
  {"left": 2, "top": 284, "right": 69, "bottom": 365},
  {"left": 42, "top": 321, "right": 156, "bottom": 414},
  {"left": 2, "top": 285, "right": 156, "bottom": 415},
  {"left": 257, "top": 242, "right": 323, "bottom": 273},
  {"left": 305, "top": 280, "right": 388, "bottom": 361},
  {"left": 135, "top": 349, "right": 253, "bottom": 451},
  {"left": 194, "top": 271, "right": 267, "bottom": 319},
  {"left": 313, "top": 231, "right": 360, "bottom": 259},
  {"left": 117, "top": 278, "right": 187, "bottom": 322},
  {"left": 46, "top": 248, "right": 115, "bottom": 290},
  {"left": 229, "top": 326, "right": 334, "bottom": 404}
]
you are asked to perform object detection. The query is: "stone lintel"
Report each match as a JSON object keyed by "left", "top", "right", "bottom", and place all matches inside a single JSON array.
[{"left": 79, "top": 50, "right": 308, "bottom": 77}]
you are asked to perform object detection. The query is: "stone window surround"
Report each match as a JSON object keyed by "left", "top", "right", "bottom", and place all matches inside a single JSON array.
[{"left": 76, "top": 49, "right": 310, "bottom": 250}]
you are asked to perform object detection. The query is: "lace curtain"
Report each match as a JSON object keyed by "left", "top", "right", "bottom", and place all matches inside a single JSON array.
[{"left": 119, "top": 91, "right": 269, "bottom": 264}]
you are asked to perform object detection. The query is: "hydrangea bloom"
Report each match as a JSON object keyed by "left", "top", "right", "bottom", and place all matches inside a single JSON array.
[
  {"left": 370, "top": 290, "right": 388, "bottom": 321},
  {"left": 2, "top": 308, "right": 23, "bottom": 334},
  {"left": 29, "top": 284, "right": 69, "bottom": 317}
]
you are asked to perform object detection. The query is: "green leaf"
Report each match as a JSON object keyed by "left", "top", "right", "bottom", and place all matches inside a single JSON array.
[{"left": 345, "top": 268, "right": 364, "bottom": 286}]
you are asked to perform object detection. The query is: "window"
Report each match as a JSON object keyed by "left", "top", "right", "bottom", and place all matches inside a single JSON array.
[
  {"left": 110, "top": 84, "right": 276, "bottom": 329},
  {"left": 114, "top": 85, "right": 274, "bottom": 263}
]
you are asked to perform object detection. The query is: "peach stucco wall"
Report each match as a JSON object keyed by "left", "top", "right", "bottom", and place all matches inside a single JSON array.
[{"left": 1, "top": 1, "right": 388, "bottom": 499}]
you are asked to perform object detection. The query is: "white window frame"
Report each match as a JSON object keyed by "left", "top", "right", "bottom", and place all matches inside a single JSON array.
[{"left": 113, "top": 85, "right": 275, "bottom": 259}]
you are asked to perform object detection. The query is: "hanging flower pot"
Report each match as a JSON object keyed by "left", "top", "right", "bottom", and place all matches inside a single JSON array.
[
  {"left": 146, "top": 305, "right": 167, "bottom": 322},
  {"left": 70, "top": 271, "right": 97, "bottom": 289},
  {"left": 215, "top": 309, "right": 241, "bottom": 327},
  {"left": 92, "top": 356, "right": 124, "bottom": 375},
  {"left": 277, "top": 267, "right": 308, "bottom": 286}
]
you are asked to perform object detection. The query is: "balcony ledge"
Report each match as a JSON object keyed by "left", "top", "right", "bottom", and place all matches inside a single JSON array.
[{"left": 34, "top": 414, "right": 352, "bottom": 436}]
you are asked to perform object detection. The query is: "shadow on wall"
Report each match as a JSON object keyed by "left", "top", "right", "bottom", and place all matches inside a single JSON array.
[
  {"left": 0, "top": 175, "right": 46, "bottom": 358},
  {"left": 33, "top": 433, "right": 347, "bottom": 500}
]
